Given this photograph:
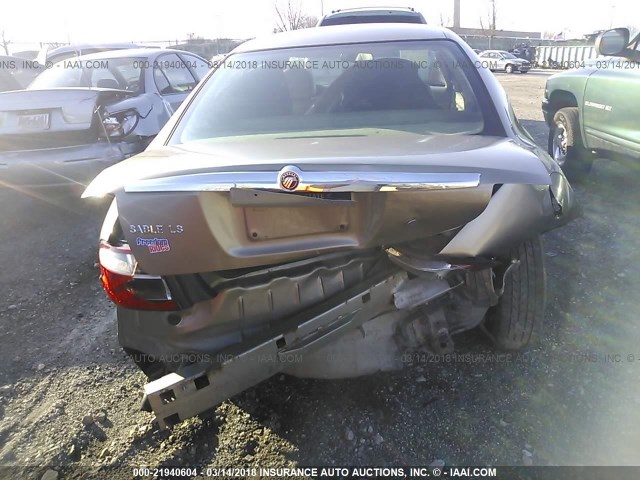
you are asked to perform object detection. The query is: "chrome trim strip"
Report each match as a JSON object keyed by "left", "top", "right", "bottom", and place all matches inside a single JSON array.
[
  {"left": 132, "top": 273, "right": 173, "bottom": 301},
  {"left": 125, "top": 168, "right": 481, "bottom": 193}
]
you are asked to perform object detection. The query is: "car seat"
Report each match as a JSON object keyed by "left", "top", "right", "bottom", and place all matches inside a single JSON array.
[{"left": 339, "top": 58, "right": 437, "bottom": 111}]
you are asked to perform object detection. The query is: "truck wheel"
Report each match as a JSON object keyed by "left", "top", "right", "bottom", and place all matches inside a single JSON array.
[
  {"left": 505, "top": 64, "right": 514, "bottom": 73},
  {"left": 548, "top": 107, "right": 594, "bottom": 181},
  {"left": 483, "top": 236, "right": 545, "bottom": 350}
]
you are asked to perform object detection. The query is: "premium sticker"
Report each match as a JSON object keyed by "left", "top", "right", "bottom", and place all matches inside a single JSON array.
[{"left": 136, "top": 237, "right": 171, "bottom": 254}]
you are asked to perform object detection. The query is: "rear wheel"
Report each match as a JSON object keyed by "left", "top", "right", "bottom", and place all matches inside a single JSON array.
[
  {"left": 483, "top": 236, "right": 545, "bottom": 350},
  {"left": 548, "top": 107, "right": 594, "bottom": 181}
]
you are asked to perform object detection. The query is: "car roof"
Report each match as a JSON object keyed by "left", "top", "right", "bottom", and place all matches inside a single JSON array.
[
  {"left": 0, "top": 55, "right": 23, "bottom": 62},
  {"left": 318, "top": 8, "right": 426, "bottom": 26},
  {"left": 71, "top": 48, "right": 201, "bottom": 62},
  {"left": 234, "top": 23, "right": 448, "bottom": 54},
  {"left": 37, "top": 43, "right": 157, "bottom": 64},
  {"left": 45, "top": 43, "right": 150, "bottom": 55},
  {"left": 323, "top": 7, "right": 422, "bottom": 18},
  {"left": 329, "top": 6, "right": 418, "bottom": 13}
]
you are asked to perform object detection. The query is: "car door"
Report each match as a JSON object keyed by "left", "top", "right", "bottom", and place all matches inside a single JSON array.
[
  {"left": 483, "top": 52, "right": 501, "bottom": 71},
  {"left": 177, "top": 53, "right": 211, "bottom": 83},
  {"left": 582, "top": 57, "right": 640, "bottom": 157},
  {"left": 478, "top": 51, "right": 490, "bottom": 64},
  {"left": 495, "top": 53, "right": 508, "bottom": 71},
  {"left": 152, "top": 53, "right": 198, "bottom": 112}
]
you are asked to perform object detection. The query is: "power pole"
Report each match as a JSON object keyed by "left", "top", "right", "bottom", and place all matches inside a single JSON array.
[
  {"left": 454, "top": 0, "right": 461, "bottom": 29},
  {"left": 491, "top": 0, "right": 497, "bottom": 31}
]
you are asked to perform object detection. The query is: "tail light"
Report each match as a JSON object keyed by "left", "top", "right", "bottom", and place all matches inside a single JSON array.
[
  {"left": 99, "top": 240, "right": 178, "bottom": 311},
  {"left": 100, "top": 110, "right": 139, "bottom": 139}
]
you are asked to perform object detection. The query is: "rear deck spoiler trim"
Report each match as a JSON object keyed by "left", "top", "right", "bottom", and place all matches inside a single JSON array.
[{"left": 123, "top": 167, "right": 481, "bottom": 193}]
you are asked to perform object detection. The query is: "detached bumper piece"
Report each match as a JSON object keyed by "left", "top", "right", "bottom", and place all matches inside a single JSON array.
[{"left": 144, "top": 272, "right": 406, "bottom": 429}]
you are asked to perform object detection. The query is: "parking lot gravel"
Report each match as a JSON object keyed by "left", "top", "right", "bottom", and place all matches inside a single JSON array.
[{"left": 1, "top": 72, "right": 639, "bottom": 479}]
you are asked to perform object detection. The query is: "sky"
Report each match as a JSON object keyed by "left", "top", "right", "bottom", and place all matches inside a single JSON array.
[{"left": 1, "top": 0, "right": 638, "bottom": 51}]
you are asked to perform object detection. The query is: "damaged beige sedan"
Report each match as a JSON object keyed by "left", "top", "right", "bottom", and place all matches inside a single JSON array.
[{"left": 84, "top": 24, "right": 576, "bottom": 428}]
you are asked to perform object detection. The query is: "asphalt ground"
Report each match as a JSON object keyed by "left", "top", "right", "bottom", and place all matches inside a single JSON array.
[{"left": 1, "top": 71, "right": 639, "bottom": 479}]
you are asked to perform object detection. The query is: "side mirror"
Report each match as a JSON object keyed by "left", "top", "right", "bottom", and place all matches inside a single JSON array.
[{"left": 596, "top": 28, "right": 629, "bottom": 56}]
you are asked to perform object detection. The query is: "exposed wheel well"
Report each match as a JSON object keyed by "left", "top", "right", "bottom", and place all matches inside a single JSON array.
[{"left": 547, "top": 90, "right": 578, "bottom": 124}]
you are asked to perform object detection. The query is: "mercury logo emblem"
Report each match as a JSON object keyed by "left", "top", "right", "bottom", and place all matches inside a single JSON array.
[{"left": 279, "top": 169, "right": 300, "bottom": 191}]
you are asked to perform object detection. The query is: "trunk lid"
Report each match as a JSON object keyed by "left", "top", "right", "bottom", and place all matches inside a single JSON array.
[
  {"left": 86, "top": 132, "right": 554, "bottom": 275},
  {"left": 86, "top": 133, "right": 552, "bottom": 195}
]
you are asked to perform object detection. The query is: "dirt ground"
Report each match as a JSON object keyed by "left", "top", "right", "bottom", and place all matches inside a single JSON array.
[{"left": 1, "top": 72, "right": 640, "bottom": 479}]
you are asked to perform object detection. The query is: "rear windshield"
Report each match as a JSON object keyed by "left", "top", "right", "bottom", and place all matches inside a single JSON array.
[
  {"left": 170, "top": 40, "right": 494, "bottom": 144},
  {"left": 0, "top": 70, "right": 21, "bottom": 92},
  {"left": 29, "top": 57, "right": 144, "bottom": 93}
]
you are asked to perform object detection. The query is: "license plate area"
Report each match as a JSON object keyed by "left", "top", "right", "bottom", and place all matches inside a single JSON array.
[
  {"left": 17, "top": 113, "right": 50, "bottom": 132},
  {"left": 244, "top": 206, "right": 350, "bottom": 241}
]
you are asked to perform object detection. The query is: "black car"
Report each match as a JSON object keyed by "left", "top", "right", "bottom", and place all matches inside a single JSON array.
[{"left": 317, "top": 7, "right": 426, "bottom": 26}]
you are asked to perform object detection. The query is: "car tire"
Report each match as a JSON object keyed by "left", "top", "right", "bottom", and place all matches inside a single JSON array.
[
  {"left": 505, "top": 64, "right": 514, "bottom": 73},
  {"left": 548, "top": 107, "right": 594, "bottom": 182},
  {"left": 483, "top": 235, "right": 545, "bottom": 350}
]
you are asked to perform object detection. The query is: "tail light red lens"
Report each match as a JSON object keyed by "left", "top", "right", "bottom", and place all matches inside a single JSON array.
[{"left": 99, "top": 241, "right": 178, "bottom": 311}]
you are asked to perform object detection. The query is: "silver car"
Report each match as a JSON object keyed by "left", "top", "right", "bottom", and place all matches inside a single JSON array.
[
  {"left": 479, "top": 50, "right": 531, "bottom": 73},
  {"left": 0, "top": 48, "right": 209, "bottom": 191},
  {"left": 35, "top": 43, "right": 156, "bottom": 68}
]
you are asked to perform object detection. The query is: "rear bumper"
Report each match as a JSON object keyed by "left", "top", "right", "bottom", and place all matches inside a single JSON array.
[
  {"left": 0, "top": 141, "right": 143, "bottom": 188},
  {"left": 117, "top": 252, "right": 382, "bottom": 362},
  {"left": 117, "top": 177, "right": 575, "bottom": 362},
  {"left": 138, "top": 271, "right": 408, "bottom": 428}
]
